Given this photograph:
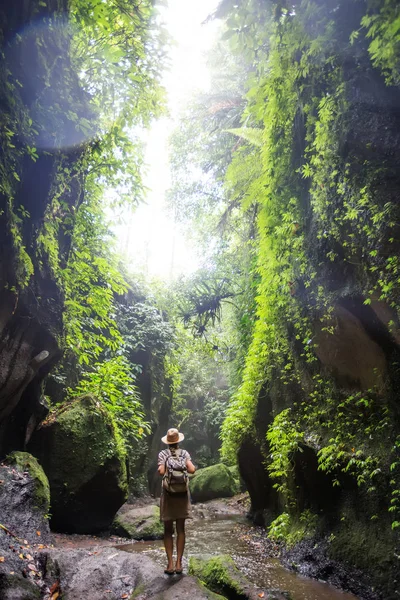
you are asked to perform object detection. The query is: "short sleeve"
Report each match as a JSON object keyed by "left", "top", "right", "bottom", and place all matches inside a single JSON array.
[
  {"left": 183, "top": 449, "right": 191, "bottom": 462},
  {"left": 158, "top": 450, "right": 167, "bottom": 465}
]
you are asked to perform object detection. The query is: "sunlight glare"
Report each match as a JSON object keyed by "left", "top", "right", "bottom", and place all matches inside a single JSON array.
[{"left": 114, "top": 0, "right": 220, "bottom": 280}]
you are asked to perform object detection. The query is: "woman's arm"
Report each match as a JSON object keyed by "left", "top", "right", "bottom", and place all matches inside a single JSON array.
[
  {"left": 186, "top": 460, "right": 196, "bottom": 474},
  {"left": 158, "top": 463, "right": 165, "bottom": 476}
]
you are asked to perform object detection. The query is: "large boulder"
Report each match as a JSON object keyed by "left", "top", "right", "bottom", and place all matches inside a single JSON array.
[
  {"left": 0, "top": 452, "right": 51, "bottom": 600},
  {"left": 112, "top": 503, "right": 163, "bottom": 540},
  {"left": 189, "top": 555, "right": 291, "bottom": 600},
  {"left": 29, "top": 395, "right": 128, "bottom": 533},
  {"left": 43, "top": 547, "right": 227, "bottom": 600},
  {"left": 190, "top": 464, "right": 239, "bottom": 503}
]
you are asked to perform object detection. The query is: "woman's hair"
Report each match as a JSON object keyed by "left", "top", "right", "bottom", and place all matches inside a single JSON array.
[{"left": 168, "top": 442, "right": 178, "bottom": 449}]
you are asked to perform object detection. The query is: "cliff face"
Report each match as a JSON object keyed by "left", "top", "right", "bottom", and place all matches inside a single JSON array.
[
  {"left": 221, "top": 0, "right": 400, "bottom": 595},
  {"left": 0, "top": 0, "right": 89, "bottom": 456}
]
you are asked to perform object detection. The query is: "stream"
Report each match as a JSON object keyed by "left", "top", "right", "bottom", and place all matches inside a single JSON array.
[{"left": 116, "top": 506, "right": 361, "bottom": 600}]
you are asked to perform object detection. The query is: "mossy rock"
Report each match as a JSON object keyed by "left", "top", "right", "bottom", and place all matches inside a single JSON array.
[
  {"left": 112, "top": 504, "right": 163, "bottom": 540},
  {"left": 5, "top": 451, "right": 50, "bottom": 512},
  {"left": 28, "top": 395, "right": 128, "bottom": 533},
  {"left": 228, "top": 465, "right": 240, "bottom": 481},
  {"left": 190, "top": 464, "right": 239, "bottom": 503},
  {"left": 228, "top": 465, "right": 246, "bottom": 492},
  {"left": 189, "top": 555, "right": 247, "bottom": 599},
  {"left": 189, "top": 556, "right": 291, "bottom": 600}
]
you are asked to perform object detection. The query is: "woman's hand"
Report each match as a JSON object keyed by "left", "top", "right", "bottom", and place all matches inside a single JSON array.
[
  {"left": 158, "top": 464, "right": 166, "bottom": 476},
  {"left": 186, "top": 460, "right": 196, "bottom": 474}
]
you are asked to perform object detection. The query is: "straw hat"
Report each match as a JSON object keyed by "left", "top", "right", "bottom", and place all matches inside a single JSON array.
[{"left": 161, "top": 428, "right": 184, "bottom": 445}]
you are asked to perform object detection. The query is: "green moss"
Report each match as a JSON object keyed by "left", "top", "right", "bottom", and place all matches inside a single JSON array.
[
  {"left": 190, "top": 464, "right": 239, "bottom": 503},
  {"left": 112, "top": 505, "right": 163, "bottom": 540},
  {"left": 44, "top": 395, "right": 127, "bottom": 496},
  {"left": 228, "top": 465, "right": 239, "bottom": 482},
  {"left": 189, "top": 556, "right": 246, "bottom": 599},
  {"left": 130, "top": 583, "right": 146, "bottom": 598},
  {"left": 5, "top": 451, "right": 50, "bottom": 512}
]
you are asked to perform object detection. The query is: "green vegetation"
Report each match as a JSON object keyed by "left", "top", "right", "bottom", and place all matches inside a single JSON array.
[
  {"left": 268, "top": 510, "right": 318, "bottom": 548},
  {"left": 1, "top": 0, "right": 400, "bottom": 590},
  {"left": 165, "top": 4, "right": 400, "bottom": 591},
  {"left": 0, "top": 0, "right": 170, "bottom": 462},
  {"left": 205, "top": 0, "right": 400, "bottom": 535}
]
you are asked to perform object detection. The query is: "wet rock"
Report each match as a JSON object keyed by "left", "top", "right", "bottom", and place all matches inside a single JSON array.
[
  {"left": 313, "top": 304, "right": 388, "bottom": 391},
  {"left": 44, "top": 547, "right": 228, "bottom": 600},
  {"left": 29, "top": 395, "right": 128, "bottom": 534},
  {"left": 111, "top": 503, "right": 163, "bottom": 540},
  {"left": 237, "top": 435, "right": 280, "bottom": 526},
  {"left": 282, "top": 538, "right": 383, "bottom": 600},
  {"left": 228, "top": 466, "right": 247, "bottom": 493},
  {"left": 189, "top": 555, "right": 291, "bottom": 600},
  {"left": 0, "top": 456, "right": 51, "bottom": 600},
  {"left": 0, "top": 290, "right": 60, "bottom": 459},
  {"left": 0, "top": 456, "right": 51, "bottom": 545},
  {"left": 190, "top": 464, "right": 239, "bottom": 503},
  {"left": 5, "top": 452, "right": 50, "bottom": 514},
  {"left": 191, "top": 497, "right": 248, "bottom": 519}
]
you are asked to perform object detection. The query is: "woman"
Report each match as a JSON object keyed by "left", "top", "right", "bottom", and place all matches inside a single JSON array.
[{"left": 158, "top": 428, "right": 196, "bottom": 575}]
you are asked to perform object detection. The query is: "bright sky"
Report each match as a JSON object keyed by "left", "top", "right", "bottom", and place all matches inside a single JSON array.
[{"left": 113, "top": 0, "right": 220, "bottom": 280}]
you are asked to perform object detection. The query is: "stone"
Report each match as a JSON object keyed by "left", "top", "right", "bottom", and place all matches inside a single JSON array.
[
  {"left": 5, "top": 451, "right": 50, "bottom": 512},
  {"left": 228, "top": 465, "right": 246, "bottom": 493},
  {"left": 112, "top": 503, "right": 163, "bottom": 540},
  {"left": 0, "top": 455, "right": 51, "bottom": 600},
  {"left": 313, "top": 305, "right": 387, "bottom": 391},
  {"left": 44, "top": 547, "right": 227, "bottom": 600},
  {"left": 189, "top": 555, "right": 291, "bottom": 600},
  {"left": 28, "top": 395, "right": 128, "bottom": 533},
  {"left": 190, "top": 464, "right": 239, "bottom": 503},
  {"left": 0, "top": 574, "right": 41, "bottom": 600}
]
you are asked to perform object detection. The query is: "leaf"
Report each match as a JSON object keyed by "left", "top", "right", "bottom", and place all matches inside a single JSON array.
[{"left": 225, "top": 127, "right": 263, "bottom": 146}]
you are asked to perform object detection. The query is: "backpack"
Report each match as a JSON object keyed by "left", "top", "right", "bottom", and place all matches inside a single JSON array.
[{"left": 162, "top": 448, "right": 188, "bottom": 494}]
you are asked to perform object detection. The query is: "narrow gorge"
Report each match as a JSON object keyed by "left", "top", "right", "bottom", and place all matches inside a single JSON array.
[{"left": 0, "top": 0, "right": 399, "bottom": 599}]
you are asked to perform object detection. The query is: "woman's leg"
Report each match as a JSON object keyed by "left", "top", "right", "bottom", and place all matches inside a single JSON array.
[
  {"left": 175, "top": 518, "right": 186, "bottom": 572},
  {"left": 163, "top": 520, "right": 174, "bottom": 573}
]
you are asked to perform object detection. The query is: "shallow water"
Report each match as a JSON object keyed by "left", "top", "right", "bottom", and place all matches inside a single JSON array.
[{"left": 118, "top": 513, "right": 360, "bottom": 600}]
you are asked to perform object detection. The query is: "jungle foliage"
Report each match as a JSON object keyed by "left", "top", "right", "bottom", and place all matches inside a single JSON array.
[
  {"left": 3, "top": 0, "right": 400, "bottom": 561},
  {"left": 215, "top": 0, "right": 400, "bottom": 535},
  {"left": 0, "top": 0, "right": 168, "bottom": 451},
  {"left": 167, "top": 0, "right": 400, "bottom": 543}
]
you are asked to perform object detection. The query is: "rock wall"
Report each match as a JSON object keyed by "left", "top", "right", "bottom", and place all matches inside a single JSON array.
[
  {"left": 0, "top": 0, "right": 89, "bottom": 457},
  {"left": 231, "top": 1, "right": 400, "bottom": 596}
]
